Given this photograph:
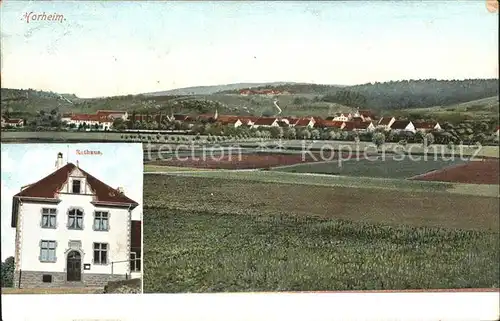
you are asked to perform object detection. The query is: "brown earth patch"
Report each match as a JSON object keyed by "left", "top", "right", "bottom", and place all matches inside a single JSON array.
[
  {"left": 149, "top": 152, "right": 366, "bottom": 170},
  {"left": 411, "top": 159, "right": 500, "bottom": 185}
]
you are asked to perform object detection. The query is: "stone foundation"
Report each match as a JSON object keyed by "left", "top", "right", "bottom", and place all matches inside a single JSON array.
[{"left": 14, "top": 270, "right": 127, "bottom": 289}]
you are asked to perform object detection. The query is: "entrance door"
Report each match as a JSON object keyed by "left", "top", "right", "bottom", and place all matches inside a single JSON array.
[{"left": 66, "top": 251, "right": 82, "bottom": 281}]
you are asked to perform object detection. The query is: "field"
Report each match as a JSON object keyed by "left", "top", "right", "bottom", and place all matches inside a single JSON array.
[
  {"left": 147, "top": 152, "right": 366, "bottom": 169},
  {"left": 411, "top": 159, "right": 500, "bottom": 185},
  {"left": 271, "top": 156, "right": 468, "bottom": 179},
  {"left": 143, "top": 174, "right": 499, "bottom": 293}
]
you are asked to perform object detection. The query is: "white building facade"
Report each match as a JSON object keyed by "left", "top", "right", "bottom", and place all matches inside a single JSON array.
[{"left": 11, "top": 153, "right": 140, "bottom": 288}]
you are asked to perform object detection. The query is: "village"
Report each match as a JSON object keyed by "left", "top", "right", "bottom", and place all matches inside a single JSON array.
[{"left": 2, "top": 107, "right": 498, "bottom": 146}]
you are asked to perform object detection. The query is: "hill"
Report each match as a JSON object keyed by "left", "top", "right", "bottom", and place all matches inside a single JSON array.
[{"left": 142, "top": 82, "right": 300, "bottom": 96}]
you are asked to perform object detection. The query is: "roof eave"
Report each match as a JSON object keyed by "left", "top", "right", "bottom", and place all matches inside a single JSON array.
[{"left": 91, "top": 201, "right": 139, "bottom": 209}]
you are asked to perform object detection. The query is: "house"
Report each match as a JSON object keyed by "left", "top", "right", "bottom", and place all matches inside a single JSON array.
[
  {"left": 217, "top": 116, "right": 242, "bottom": 128},
  {"left": 238, "top": 116, "right": 259, "bottom": 127},
  {"left": 11, "top": 153, "right": 141, "bottom": 288},
  {"left": 294, "top": 117, "right": 316, "bottom": 128},
  {"left": 377, "top": 117, "right": 396, "bottom": 130},
  {"left": 342, "top": 121, "right": 375, "bottom": 132},
  {"left": 315, "top": 120, "right": 345, "bottom": 130},
  {"left": 68, "top": 114, "right": 113, "bottom": 130},
  {"left": 355, "top": 121, "right": 375, "bottom": 132},
  {"left": 252, "top": 117, "right": 279, "bottom": 128},
  {"left": 330, "top": 113, "right": 351, "bottom": 122},
  {"left": 413, "top": 121, "right": 442, "bottom": 132},
  {"left": 390, "top": 120, "right": 416, "bottom": 133},
  {"left": 95, "top": 110, "right": 128, "bottom": 120},
  {"left": 5, "top": 118, "right": 25, "bottom": 128},
  {"left": 358, "top": 110, "right": 376, "bottom": 121},
  {"left": 494, "top": 126, "right": 499, "bottom": 138},
  {"left": 61, "top": 113, "right": 73, "bottom": 123}
]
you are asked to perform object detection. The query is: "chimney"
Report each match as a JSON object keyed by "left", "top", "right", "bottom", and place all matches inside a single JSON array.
[
  {"left": 55, "top": 152, "right": 64, "bottom": 169},
  {"left": 117, "top": 187, "right": 124, "bottom": 194}
]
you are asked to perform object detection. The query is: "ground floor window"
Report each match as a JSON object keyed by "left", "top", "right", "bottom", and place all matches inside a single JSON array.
[
  {"left": 130, "top": 251, "right": 141, "bottom": 272},
  {"left": 39, "top": 240, "right": 57, "bottom": 262},
  {"left": 93, "top": 243, "right": 108, "bottom": 264}
]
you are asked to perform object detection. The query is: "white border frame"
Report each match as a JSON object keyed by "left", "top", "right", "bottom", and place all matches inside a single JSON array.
[{"left": 2, "top": 291, "right": 499, "bottom": 321}]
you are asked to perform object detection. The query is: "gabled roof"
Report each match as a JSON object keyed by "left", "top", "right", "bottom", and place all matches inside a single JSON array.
[
  {"left": 254, "top": 118, "right": 277, "bottom": 126},
  {"left": 70, "top": 114, "right": 111, "bottom": 123},
  {"left": 294, "top": 118, "right": 313, "bottom": 126},
  {"left": 6, "top": 118, "right": 23, "bottom": 124},
  {"left": 12, "top": 163, "right": 138, "bottom": 227},
  {"left": 315, "top": 120, "right": 344, "bottom": 128},
  {"left": 378, "top": 117, "right": 394, "bottom": 126},
  {"left": 414, "top": 121, "right": 438, "bottom": 129},
  {"left": 391, "top": 120, "right": 412, "bottom": 130}
]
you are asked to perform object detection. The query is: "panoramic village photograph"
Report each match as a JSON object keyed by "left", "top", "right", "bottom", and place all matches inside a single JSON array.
[
  {"left": 0, "top": 143, "right": 143, "bottom": 294},
  {"left": 1, "top": 1, "right": 499, "bottom": 294}
]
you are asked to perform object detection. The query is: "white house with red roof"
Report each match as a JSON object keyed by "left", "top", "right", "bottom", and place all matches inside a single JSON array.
[
  {"left": 67, "top": 114, "right": 113, "bottom": 130},
  {"left": 11, "top": 152, "right": 141, "bottom": 289},
  {"left": 252, "top": 117, "right": 279, "bottom": 128},
  {"left": 95, "top": 110, "right": 128, "bottom": 120}
]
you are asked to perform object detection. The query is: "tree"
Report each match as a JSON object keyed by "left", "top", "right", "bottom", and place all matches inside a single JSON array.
[
  {"left": 423, "top": 133, "right": 435, "bottom": 148},
  {"left": 372, "top": 132, "right": 385, "bottom": 150},
  {"left": 1, "top": 256, "right": 15, "bottom": 287}
]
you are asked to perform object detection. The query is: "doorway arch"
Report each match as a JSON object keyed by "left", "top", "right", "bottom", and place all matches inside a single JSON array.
[{"left": 66, "top": 250, "right": 82, "bottom": 281}]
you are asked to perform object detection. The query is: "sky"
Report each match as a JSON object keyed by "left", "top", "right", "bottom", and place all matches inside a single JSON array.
[
  {"left": 1, "top": 143, "right": 143, "bottom": 261},
  {"left": 0, "top": 1, "right": 498, "bottom": 98}
]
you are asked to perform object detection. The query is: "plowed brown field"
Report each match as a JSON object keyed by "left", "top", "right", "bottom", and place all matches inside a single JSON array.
[{"left": 411, "top": 159, "right": 499, "bottom": 185}]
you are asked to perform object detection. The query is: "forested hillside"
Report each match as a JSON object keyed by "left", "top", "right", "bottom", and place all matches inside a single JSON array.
[{"left": 223, "top": 79, "right": 499, "bottom": 110}]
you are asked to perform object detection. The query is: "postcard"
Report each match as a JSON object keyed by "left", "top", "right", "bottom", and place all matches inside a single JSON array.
[{"left": 1, "top": 1, "right": 498, "bottom": 320}]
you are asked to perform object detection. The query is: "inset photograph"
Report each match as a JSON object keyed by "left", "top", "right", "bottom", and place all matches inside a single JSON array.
[{"left": 1, "top": 143, "right": 143, "bottom": 294}]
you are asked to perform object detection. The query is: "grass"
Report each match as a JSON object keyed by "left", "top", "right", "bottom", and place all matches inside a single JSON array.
[
  {"left": 271, "top": 157, "right": 467, "bottom": 179},
  {"left": 146, "top": 170, "right": 460, "bottom": 194},
  {"left": 143, "top": 208, "right": 499, "bottom": 293}
]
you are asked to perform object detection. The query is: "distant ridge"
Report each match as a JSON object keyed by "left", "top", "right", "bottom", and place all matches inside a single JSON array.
[{"left": 142, "top": 82, "right": 338, "bottom": 96}]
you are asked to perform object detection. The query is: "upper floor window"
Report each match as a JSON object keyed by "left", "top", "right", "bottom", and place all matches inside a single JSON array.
[
  {"left": 93, "top": 211, "right": 109, "bottom": 231},
  {"left": 72, "top": 180, "right": 81, "bottom": 194},
  {"left": 68, "top": 208, "right": 83, "bottom": 230},
  {"left": 39, "top": 240, "right": 57, "bottom": 262},
  {"left": 41, "top": 208, "right": 57, "bottom": 229}
]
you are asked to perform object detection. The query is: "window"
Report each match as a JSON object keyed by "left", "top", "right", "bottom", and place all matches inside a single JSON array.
[
  {"left": 93, "top": 243, "right": 108, "bottom": 264},
  {"left": 130, "top": 252, "right": 141, "bottom": 272},
  {"left": 42, "top": 275, "right": 53, "bottom": 283},
  {"left": 93, "top": 211, "right": 109, "bottom": 231},
  {"left": 39, "top": 240, "right": 57, "bottom": 262},
  {"left": 68, "top": 208, "right": 83, "bottom": 230},
  {"left": 72, "top": 180, "right": 81, "bottom": 194},
  {"left": 41, "top": 208, "right": 57, "bottom": 228}
]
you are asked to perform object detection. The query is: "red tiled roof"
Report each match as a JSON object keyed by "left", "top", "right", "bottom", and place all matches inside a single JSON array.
[
  {"left": 70, "top": 114, "right": 111, "bottom": 123},
  {"left": 217, "top": 115, "right": 240, "bottom": 123},
  {"left": 6, "top": 119, "right": 23, "bottom": 124},
  {"left": 11, "top": 163, "right": 138, "bottom": 227},
  {"left": 294, "top": 118, "right": 313, "bottom": 127},
  {"left": 356, "top": 121, "right": 373, "bottom": 129},
  {"left": 315, "top": 120, "right": 344, "bottom": 128},
  {"left": 254, "top": 118, "right": 277, "bottom": 126},
  {"left": 391, "top": 120, "right": 412, "bottom": 130},
  {"left": 131, "top": 220, "right": 142, "bottom": 251},
  {"left": 414, "top": 122, "right": 438, "bottom": 129},
  {"left": 378, "top": 117, "right": 393, "bottom": 126}
]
